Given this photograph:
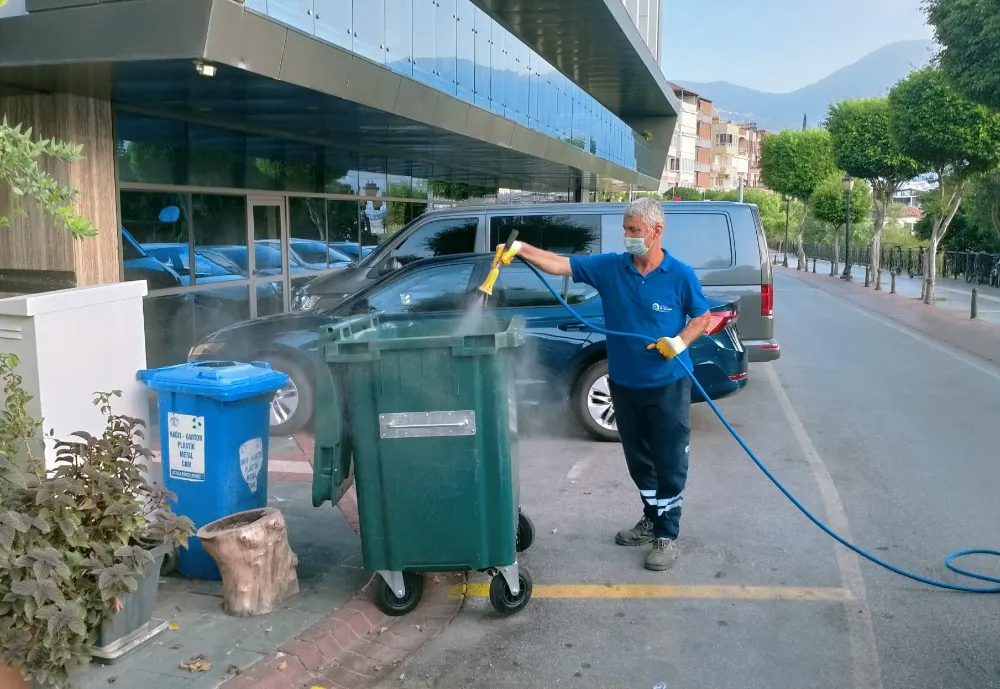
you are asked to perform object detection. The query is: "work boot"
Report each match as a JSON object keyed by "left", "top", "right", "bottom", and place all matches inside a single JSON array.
[
  {"left": 615, "top": 516, "right": 655, "bottom": 546},
  {"left": 645, "top": 537, "right": 679, "bottom": 571}
]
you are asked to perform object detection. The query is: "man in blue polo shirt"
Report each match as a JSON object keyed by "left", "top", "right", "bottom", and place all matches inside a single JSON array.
[{"left": 498, "top": 197, "right": 712, "bottom": 570}]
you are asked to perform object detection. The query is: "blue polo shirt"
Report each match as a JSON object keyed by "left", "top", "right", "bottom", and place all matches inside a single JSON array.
[{"left": 569, "top": 250, "right": 711, "bottom": 390}]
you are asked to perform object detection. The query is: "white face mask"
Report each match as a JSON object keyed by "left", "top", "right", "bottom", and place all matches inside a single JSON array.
[{"left": 623, "top": 230, "right": 652, "bottom": 256}]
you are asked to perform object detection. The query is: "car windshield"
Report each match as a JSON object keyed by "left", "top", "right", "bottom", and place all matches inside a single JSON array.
[{"left": 146, "top": 245, "right": 241, "bottom": 277}]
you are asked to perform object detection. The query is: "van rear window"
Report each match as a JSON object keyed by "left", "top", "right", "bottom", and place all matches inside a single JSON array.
[
  {"left": 603, "top": 211, "right": 733, "bottom": 269},
  {"left": 490, "top": 214, "right": 601, "bottom": 256}
]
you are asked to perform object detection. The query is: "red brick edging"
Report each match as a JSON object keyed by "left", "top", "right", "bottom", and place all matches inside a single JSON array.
[{"left": 220, "top": 484, "right": 465, "bottom": 689}]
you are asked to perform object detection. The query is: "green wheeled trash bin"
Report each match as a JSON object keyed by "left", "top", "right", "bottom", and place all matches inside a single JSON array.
[{"left": 310, "top": 312, "right": 534, "bottom": 617}]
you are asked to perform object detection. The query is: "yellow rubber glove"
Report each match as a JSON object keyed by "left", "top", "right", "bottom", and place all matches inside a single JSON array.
[
  {"left": 647, "top": 335, "right": 686, "bottom": 359},
  {"left": 498, "top": 240, "right": 522, "bottom": 266}
]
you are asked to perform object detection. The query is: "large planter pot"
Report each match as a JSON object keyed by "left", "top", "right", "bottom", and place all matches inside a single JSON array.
[
  {"left": 90, "top": 544, "right": 172, "bottom": 664},
  {"left": 0, "top": 660, "right": 31, "bottom": 689}
]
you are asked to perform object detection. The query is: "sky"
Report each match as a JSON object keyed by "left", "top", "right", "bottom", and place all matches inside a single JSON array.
[{"left": 660, "top": 0, "right": 936, "bottom": 93}]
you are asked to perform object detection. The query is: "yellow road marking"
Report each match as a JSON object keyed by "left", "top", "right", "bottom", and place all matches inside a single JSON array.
[{"left": 453, "top": 583, "right": 854, "bottom": 601}]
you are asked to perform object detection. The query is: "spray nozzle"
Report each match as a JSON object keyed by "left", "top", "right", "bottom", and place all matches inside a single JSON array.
[{"left": 478, "top": 230, "right": 519, "bottom": 297}]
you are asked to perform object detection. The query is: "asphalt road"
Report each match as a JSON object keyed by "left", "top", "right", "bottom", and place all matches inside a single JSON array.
[{"left": 375, "top": 270, "right": 1000, "bottom": 689}]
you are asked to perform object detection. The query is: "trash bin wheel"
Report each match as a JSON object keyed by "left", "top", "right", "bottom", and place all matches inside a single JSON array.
[
  {"left": 375, "top": 572, "right": 424, "bottom": 616},
  {"left": 516, "top": 510, "right": 535, "bottom": 552},
  {"left": 489, "top": 568, "right": 532, "bottom": 616}
]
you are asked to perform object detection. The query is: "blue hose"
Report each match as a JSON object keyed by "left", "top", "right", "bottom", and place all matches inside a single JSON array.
[{"left": 517, "top": 258, "right": 1000, "bottom": 593}]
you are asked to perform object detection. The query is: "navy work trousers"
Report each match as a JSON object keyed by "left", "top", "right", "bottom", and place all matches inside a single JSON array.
[{"left": 609, "top": 376, "right": 692, "bottom": 540}]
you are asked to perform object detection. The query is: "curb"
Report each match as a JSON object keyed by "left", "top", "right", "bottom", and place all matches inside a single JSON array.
[{"left": 219, "top": 485, "right": 465, "bottom": 689}]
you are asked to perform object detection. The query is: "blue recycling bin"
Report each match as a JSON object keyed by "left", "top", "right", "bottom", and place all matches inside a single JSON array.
[{"left": 137, "top": 360, "right": 289, "bottom": 579}]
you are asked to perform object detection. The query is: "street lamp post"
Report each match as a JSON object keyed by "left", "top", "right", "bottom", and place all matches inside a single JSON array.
[
  {"left": 782, "top": 195, "right": 790, "bottom": 268},
  {"left": 841, "top": 174, "right": 854, "bottom": 281}
]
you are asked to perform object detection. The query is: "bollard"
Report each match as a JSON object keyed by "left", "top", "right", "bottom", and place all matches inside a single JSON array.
[
  {"left": 864, "top": 264, "right": 871, "bottom": 287},
  {"left": 971, "top": 288, "right": 978, "bottom": 319},
  {"left": 890, "top": 270, "right": 896, "bottom": 294},
  {"left": 875, "top": 268, "right": 882, "bottom": 291},
  {"left": 812, "top": 257, "right": 817, "bottom": 273}
]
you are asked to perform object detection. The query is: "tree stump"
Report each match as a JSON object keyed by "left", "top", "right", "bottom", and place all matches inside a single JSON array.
[{"left": 196, "top": 507, "right": 299, "bottom": 617}]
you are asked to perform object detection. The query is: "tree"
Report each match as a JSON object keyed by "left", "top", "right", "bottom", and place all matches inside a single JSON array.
[
  {"left": 888, "top": 66, "right": 1000, "bottom": 302},
  {"left": 760, "top": 128, "right": 838, "bottom": 269},
  {"left": 811, "top": 173, "right": 873, "bottom": 271},
  {"left": 967, "top": 170, "right": 1000, "bottom": 245},
  {"left": 704, "top": 187, "right": 788, "bottom": 238},
  {"left": 1, "top": 118, "right": 96, "bottom": 238},
  {"left": 825, "top": 98, "right": 921, "bottom": 283},
  {"left": 664, "top": 187, "right": 703, "bottom": 201},
  {"left": 925, "top": 0, "right": 1000, "bottom": 111}
]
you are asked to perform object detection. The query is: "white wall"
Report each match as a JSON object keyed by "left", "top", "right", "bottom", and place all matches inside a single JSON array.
[{"left": 0, "top": 282, "right": 150, "bottom": 471}]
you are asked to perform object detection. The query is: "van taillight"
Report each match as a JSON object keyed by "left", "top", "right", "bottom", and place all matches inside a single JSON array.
[
  {"left": 761, "top": 284, "right": 773, "bottom": 316},
  {"left": 706, "top": 310, "right": 738, "bottom": 335}
]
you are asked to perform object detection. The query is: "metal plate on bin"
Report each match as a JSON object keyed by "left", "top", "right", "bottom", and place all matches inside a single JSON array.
[{"left": 379, "top": 410, "right": 477, "bottom": 438}]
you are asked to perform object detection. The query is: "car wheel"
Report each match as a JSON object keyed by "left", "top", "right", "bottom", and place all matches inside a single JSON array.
[
  {"left": 572, "top": 360, "right": 620, "bottom": 442},
  {"left": 262, "top": 354, "right": 314, "bottom": 436}
]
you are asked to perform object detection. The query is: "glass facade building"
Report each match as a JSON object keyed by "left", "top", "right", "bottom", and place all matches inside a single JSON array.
[
  {"left": 245, "top": 0, "right": 643, "bottom": 174},
  {"left": 0, "top": 0, "right": 678, "bottom": 369}
]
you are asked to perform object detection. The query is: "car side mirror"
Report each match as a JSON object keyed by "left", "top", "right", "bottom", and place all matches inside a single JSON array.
[{"left": 378, "top": 256, "right": 402, "bottom": 275}]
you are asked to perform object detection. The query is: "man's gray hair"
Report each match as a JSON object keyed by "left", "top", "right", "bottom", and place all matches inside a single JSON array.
[{"left": 623, "top": 196, "right": 665, "bottom": 230}]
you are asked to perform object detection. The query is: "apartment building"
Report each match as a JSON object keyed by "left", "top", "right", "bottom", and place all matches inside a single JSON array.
[
  {"left": 660, "top": 84, "right": 714, "bottom": 193},
  {"left": 742, "top": 123, "right": 767, "bottom": 188},
  {"left": 712, "top": 117, "right": 750, "bottom": 190}
]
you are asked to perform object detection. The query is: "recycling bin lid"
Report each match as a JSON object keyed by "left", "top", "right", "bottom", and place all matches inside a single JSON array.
[{"left": 136, "top": 360, "right": 289, "bottom": 401}]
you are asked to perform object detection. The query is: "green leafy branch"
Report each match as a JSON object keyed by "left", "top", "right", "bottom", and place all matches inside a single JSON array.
[{"left": 0, "top": 117, "right": 97, "bottom": 238}]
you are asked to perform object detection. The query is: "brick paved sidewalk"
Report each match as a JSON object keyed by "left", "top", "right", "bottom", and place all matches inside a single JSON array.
[
  {"left": 220, "top": 487, "right": 464, "bottom": 689},
  {"left": 779, "top": 265, "right": 1000, "bottom": 367},
  {"left": 79, "top": 429, "right": 464, "bottom": 689}
]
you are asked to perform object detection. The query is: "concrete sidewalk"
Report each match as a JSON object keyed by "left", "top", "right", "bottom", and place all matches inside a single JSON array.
[{"left": 73, "top": 431, "right": 463, "bottom": 689}]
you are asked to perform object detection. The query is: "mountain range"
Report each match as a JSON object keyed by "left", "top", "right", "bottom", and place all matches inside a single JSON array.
[{"left": 671, "top": 39, "right": 935, "bottom": 132}]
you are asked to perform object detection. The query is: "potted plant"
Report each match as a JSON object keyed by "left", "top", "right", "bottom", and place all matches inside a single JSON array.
[{"left": 0, "top": 355, "right": 194, "bottom": 688}]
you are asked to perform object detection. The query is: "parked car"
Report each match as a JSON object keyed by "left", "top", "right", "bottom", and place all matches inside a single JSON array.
[
  {"left": 189, "top": 254, "right": 747, "bottom": 441},
  {"left": 289, "top": 201, "right": 779, "bottom": 362}
]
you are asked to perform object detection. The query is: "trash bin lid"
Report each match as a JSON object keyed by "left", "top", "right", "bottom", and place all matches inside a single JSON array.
[
  {"left": 322, "top": 312, "right": 525, "bottom": 362},
  {"left": 136, "top": 360, "right": 289, "bottom": 401}
]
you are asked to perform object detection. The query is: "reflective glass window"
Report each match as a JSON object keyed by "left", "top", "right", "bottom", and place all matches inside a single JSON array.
[
  {"left": 353, "top": 0, "right": 385, "bottom": 64},
  {"left": 490, "top": 21, "right": 506, "bottom": 115},
  {"left": 367, "top": 263, "right": 476, "bottom": 314},
  {"left": 504, "top": 38, "right": 518, "bottom": 120},
  {"left": 456, "top": 0, "right": 475, "bottom": 103},
  {"left": 473, "top": 6, "right": 491, "bottom": 109},
  {"left": 385, "top": 202, "right": 428, "bottom": 234},
  {"left": 142, "top": 294, "right": 194, "bottom": 368},
  {"left": 489, "top": 214, "right": 601, "bottom": 256},
  {"left": 436, "top": 0, "right": 457, "bottom": 95},
  {"left": 120, "top": 191, "right": 190, "bottom": 288},
  {"left": 264, "top": 0, "right": 313, "bottom": 34},
  {"left": 492, "top": 264, "right": 561, "bottom": 308},
  {"left": 314, "top": 0, "right": 353, "bottom": 51},
  {"left": 412, "top": 0, "right": 437, "bottom": 87},
  {"left": 256, "top": 281, "right": 286, "bottom": 317},
  {"left": 385, "top": 0, "right": 413, "bottom": 75},
  {"left": 516, "top": 41, "right": 530, "bottom": 126},
  {"left": 192, "top": 194, "right": 249, "bottom": 278},
  {"left": 527, "top": 58, "right": 540, "bottom": 128},
  {"left": 328, "top": 200, "right": 363, "bottom": 247},
  {"left": 393, "top": 217, "right": 479, "bottom": 265}
]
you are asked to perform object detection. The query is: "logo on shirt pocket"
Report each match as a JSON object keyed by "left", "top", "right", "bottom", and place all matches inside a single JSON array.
[{"left": 651, "top": 302, "right": 673, "bottom": 313}]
